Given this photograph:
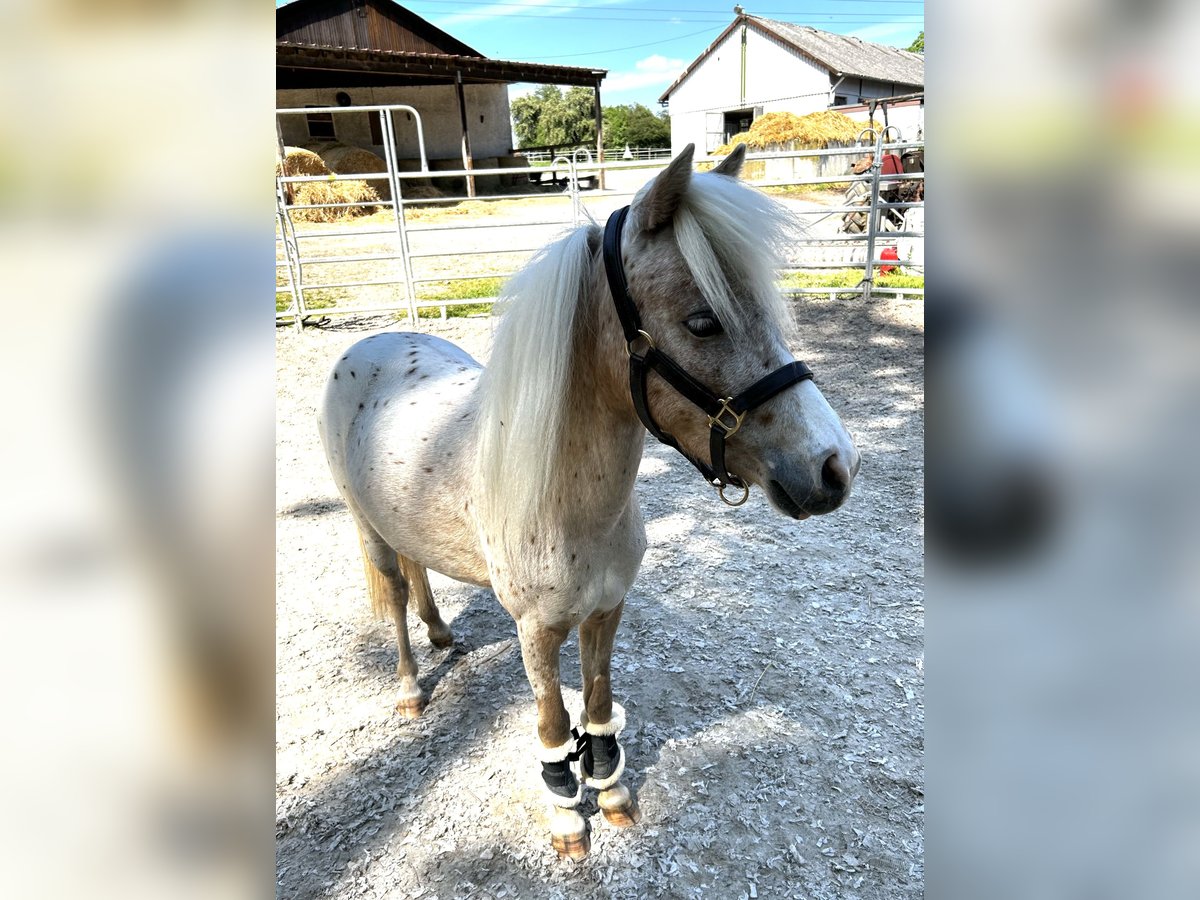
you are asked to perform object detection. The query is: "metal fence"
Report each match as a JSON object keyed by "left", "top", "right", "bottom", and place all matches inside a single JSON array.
[
  {"left": 520, "top": 147, "right": 673, "bottom": 163},
  {"left": 276, "top": 105, "right": 923, "bottom": 330}
]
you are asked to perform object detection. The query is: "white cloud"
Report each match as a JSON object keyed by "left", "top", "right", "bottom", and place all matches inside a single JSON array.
[{"left": 603, "top": 55, "right": 687, "bottom": 94}]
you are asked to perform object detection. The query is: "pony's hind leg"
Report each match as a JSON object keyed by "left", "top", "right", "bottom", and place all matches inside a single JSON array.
[
  {"left": 397, "top": 555, "right": 454, "bottom": 649},
  {"left": 358, "top": 531, "right": 425, "bottom": 718},
  {"left": 579, "top": 600, "right": 640, "bottom": 827}
]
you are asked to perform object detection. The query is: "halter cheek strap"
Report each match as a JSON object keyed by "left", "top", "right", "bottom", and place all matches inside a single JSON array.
[{"left": 602, "top": 205, "right": 815, "bottom": 505}]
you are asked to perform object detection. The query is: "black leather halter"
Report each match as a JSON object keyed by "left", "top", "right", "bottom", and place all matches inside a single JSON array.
[{"left": 602, "top": 205, "right": 815, "bottom": 506}]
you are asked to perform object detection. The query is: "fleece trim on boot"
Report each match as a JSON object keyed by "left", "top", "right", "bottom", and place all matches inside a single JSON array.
[
  {"left": 544, "top": 780, "right": 583, "bottom": 807},
  {"left": 580, "top": 702, "right": 626, "bottom": 737},
  {"left": 535, "top": 736, "right": 576, "bottom": 763}
]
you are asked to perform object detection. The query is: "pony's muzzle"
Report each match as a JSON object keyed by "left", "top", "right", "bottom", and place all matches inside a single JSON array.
[{"left": 765, "top": 448, "right": 857, "bottom": 518}]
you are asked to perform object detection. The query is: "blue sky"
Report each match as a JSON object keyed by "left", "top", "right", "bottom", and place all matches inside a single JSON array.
[{"left": 278, "top": 1, "right": 924, "bottom": 109}]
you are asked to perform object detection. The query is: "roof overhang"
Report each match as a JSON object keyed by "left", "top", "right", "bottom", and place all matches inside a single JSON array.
[{"left": 277, "top": 42, "right": 606, "bottom": 88}]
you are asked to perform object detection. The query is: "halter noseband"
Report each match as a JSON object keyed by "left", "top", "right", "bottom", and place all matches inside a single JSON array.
[{"left": 602, "top": 205, "right": 815, "bottom": 506}]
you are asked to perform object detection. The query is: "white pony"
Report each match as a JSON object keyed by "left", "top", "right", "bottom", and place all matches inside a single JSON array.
[{"left": 318, "top": 144, "right": 859, "bottom": 858}]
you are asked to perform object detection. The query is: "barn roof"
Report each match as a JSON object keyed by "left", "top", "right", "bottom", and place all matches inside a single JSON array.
[
  {"left": 277, "top": 0, "right": 605, "bottom": 88},
  {"left": 753, "top": 18, "right": 924, "bottom": 86},
  {"left": 659, "top": 15, "right": 924, "bottom": 102},
  {"left": 278, "top": 0, "right": 484, "bottom": 58},
  {"left": 277, "top": 42, "right": 606, "bottom": 88}
]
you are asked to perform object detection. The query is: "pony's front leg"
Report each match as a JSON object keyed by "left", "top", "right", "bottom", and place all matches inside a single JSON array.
[
  {"left": 516, "top": 619, "right": 589, "bottom": 860},
  {"left": 579, "top": 600, "right": 640, "bottom": 827}
]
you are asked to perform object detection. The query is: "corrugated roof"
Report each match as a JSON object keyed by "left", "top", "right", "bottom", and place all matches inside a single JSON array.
[
  {"left": 278, "top": 0, "right": 484, "bottom": 58},
  {"left": 660, "top": 16, "right": 923, "bottom": 102},
  {"left": 752, "top": 17, "right": 924, "bottom": 85},
  {"left": 277, "top": 42, "right": 606, "bottom": 87}
]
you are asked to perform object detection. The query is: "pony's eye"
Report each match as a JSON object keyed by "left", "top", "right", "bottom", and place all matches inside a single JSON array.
[{"left": 684, "top": 313, "right": 723, "bottom": 338}]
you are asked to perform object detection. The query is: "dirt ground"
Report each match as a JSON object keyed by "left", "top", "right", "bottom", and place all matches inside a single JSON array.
[{"left": 276, "top": 294, "right": 924, "bottom": 900}]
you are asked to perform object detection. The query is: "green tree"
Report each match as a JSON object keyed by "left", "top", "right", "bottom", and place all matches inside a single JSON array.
[
  {"left": 510, "top": 85, "right": 596, "bottom": 148},
  {"left": 603, "top": 104, "right": 631, "bottom": 147},
  {"left": 602, "top": 103, "right": 670, "bottom": 149},
  {"left": 907, "top": 31, "right": 924, "bottom": 53},
  {"left": 511, "top": 84, "right": 557, "bottom": 148},
  {"left": 542, "top": 86, "right": 595, "bottom": 146},
  {"left": 625, "top": 105, "right": 670, "bottom": 148}
]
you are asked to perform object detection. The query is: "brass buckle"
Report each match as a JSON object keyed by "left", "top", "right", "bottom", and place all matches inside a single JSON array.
[
  {"left": 707, "top": 398, "right": 745, "bottom": 438},
  {"left": 628, "top": 329, "right": 655, "bottom": 357},
  {"left": 718, "top": 482, "right": 750, "bottom": 506}
]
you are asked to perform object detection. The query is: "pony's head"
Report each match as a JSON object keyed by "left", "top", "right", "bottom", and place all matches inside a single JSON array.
[{"left": 619, "top": 143, "right": 860, "bottom": 518}]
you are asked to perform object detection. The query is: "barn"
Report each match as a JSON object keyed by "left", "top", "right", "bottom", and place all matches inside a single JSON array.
[
  {"left": 277, "top": 0, "right": 607, "bottom": 194},
  {"left": 659, "top": 11, "right": 924, "bottom": 154}
]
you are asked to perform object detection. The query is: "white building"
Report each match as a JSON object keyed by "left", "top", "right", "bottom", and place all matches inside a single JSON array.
[{"left": 659, "top": 13, "right": 924, "bottom": 154}]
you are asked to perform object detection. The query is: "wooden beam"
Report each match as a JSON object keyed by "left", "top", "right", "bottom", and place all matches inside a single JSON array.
[
  {"left": 455, "top": 69, "right": 476, "bottom": 198},
  {"left": 594, "top": 80, "right": 605, "bottom": 191},
  {"left": 276, "top": 45, "right": 606, "bottom": 87}
]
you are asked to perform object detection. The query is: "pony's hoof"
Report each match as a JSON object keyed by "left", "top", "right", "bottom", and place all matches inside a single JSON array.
[
  {"left": 549, "top": 807, "right": 589, "bottom": 860},
  {"left": 598, "top": 783, "right": 641, "bottom": 828},
  {"left": 551, "top": 830, "right": 590, "bottom": 860},
  {"left": 428, "top": 625, "right": 454, "bottom": 649},
  {"left": 395, "top": 696, "right": 425, "bottom": 718}
]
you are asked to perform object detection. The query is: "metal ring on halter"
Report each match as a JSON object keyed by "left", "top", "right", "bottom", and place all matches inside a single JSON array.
[
  {"left": 628, "top": 329, "right": 656, "bottom": 357},
  {"left": 717, "top": 482, "right": 750, "bottom": 506}
]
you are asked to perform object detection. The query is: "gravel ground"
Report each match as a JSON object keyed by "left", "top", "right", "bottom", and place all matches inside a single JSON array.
[{"left": 276, "top": 293, "right": 924, "bottom": 900}]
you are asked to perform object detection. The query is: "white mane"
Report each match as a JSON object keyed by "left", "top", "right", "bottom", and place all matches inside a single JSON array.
[
  {"left": 668, "top": 170, "right": 799, "bottom": 343},
  {"left": 475, "top": 225, "right": 599, "bottom": 533},
  {"left": 475, "top": 171, "right": 800, "bottom": 532}
]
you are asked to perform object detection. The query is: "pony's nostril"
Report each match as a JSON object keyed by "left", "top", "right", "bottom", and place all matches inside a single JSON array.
[{"left": 821, "top": 453, "right": 851, "bottom": 494}]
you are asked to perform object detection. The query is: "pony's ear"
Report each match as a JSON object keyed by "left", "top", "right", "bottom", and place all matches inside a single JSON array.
[
  {"left": 637, "top": 143, "right": 694, "bottom": 231},
  {"left": 712, "top": 142, "right": 747, "bottom": 178}
]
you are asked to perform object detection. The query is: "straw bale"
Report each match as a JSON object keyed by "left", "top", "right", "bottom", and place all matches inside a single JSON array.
[
  {"left": 276, "top": 147, "right": 329, "bottom": 179},
  {"left": 276, "top": 145, "right": 381, "bottom": 223},
  {"left": 317, "top": 143, "right": 392, "bottom": 201}
]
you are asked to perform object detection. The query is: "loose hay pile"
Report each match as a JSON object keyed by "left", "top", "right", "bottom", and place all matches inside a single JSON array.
[
  {"left": 276, "top": 146, "right": 380, "bottom": 223},
  {"left": 716, "top": 111, "right": 879, "bottom": 154}
]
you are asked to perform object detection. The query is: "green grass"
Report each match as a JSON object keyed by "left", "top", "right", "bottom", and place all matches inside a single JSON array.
[
  {"left": 419, "top": 276, "right": 503, "bottom": 302},
  {"left": 278, "top": 270, "right": 921, "bottom": 317},
  {"left": 276, "top": 287, "right": 344, "bottom": 313},
  {"left": 414, "top": 303, "right": 492, "bottom": 319},
  {"left": 781, "top": 268, "right": 924, "bottom": 292},
  {"left": 276, "top": 276, "right": 503, "bottom": 317},
  {"left": 414, "top": 276, "right": 501, "bottom": 317}
]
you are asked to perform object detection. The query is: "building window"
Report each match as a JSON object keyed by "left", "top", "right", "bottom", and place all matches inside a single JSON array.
[
  {"left": 722, "top": 108, "right": 754, "bottom": 143},
  {"left": 833, "top": 95, "right": 849, "bottom": 106},
  {"left": 306, "top": 110, "right": 335, "bottom": 141}
]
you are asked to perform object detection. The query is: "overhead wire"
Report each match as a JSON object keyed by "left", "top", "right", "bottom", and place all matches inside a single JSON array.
[{"left": 410, "top": 1, "right": 923, "bottom": 8}]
